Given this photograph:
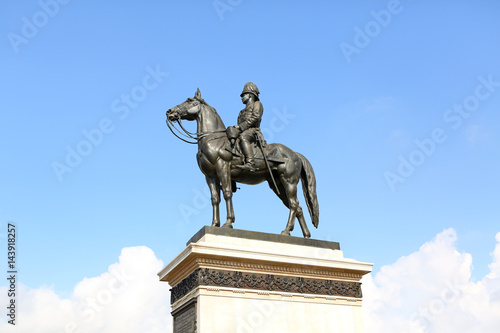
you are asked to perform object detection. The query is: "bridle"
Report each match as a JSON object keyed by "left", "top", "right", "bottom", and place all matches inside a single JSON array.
[
  {"left": 166, "top": 100, "right": 226, "bottom": 144},
  {"left": 166, "top": 116, "right": 198, "bottom": 144}
]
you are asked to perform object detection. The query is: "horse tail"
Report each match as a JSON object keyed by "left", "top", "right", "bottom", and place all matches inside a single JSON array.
[{"left": 296, "top": 153, "right": 319, "bottom": 228}]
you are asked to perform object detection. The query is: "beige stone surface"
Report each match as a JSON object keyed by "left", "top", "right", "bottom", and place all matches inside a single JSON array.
[
  {"left": 195, "top": 287, "right": 365, "bottom": 333},
  {"left": 159, "top": 230, "right": 373, "bottom": 332},
  {"left": 159, "top": 233, "right": 372, "bottom": 285}
]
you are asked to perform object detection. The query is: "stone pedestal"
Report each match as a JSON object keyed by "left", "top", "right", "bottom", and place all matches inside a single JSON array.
[{"left": 158, "top": 226, "right": 373, "bottom": 333}]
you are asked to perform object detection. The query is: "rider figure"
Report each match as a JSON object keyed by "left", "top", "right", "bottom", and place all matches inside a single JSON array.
[{"left": 234, "top": 82, "right": 263, "bottom": 170}]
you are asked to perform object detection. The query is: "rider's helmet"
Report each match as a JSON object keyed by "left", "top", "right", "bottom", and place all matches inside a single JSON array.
[{"left": 240, "top": 82, "right": 260, "bottom": 98}]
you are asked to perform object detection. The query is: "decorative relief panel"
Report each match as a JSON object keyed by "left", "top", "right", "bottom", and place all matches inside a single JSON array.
[{"left": 171, "top": 268, "right": 362, "bottom": 304}]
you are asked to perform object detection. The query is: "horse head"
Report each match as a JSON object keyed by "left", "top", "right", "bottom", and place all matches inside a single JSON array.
[{"left": 166, "top": 88, "right": 205, "bottom": 121}]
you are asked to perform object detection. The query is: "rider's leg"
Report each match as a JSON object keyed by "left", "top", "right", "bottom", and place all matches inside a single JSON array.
[
  {"left": 239, "top": 131, "right": 255, "bottom": 168},
  {"left": 240, "top": 139, "right": 254, "bottom": 165}
]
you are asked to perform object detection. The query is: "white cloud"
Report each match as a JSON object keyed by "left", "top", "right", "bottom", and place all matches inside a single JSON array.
[
  {"left": 363, "top": 228, "right": 500, "bottom": 333},
  {"left": 1, "top": 246, "right": 172, "bottom": 333},
  {"left": 488, "top": 233, "right": 500, "bottom": 279}
]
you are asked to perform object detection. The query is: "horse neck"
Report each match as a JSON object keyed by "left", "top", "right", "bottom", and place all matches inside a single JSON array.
[{"left": 197, "top": 104, "right": 226, "bottom": 134}]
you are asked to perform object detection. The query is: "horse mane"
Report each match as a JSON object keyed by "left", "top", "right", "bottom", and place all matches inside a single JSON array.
[{"left": 194, "top": 97, "right": 226, "bottom": 129}]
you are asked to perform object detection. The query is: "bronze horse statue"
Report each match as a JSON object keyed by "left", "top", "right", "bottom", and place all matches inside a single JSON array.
[{"left": 166, "top": 89, "right": 319, "bottom": 238}]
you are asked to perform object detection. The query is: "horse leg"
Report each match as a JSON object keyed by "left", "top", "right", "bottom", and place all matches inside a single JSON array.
[
  {"left": 280, "top": 176, "right": 299, "bottom": 236},
  {"left": 296, "top": 206, "right": 311, "bottom": 238},
  {"left": 206, "top": 176, "right": 221, "bottom": 227},
  {"left": 217, "top": 161, "right": 235, "bottom": 228}
]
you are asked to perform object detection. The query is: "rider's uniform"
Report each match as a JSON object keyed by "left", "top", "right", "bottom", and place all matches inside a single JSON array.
[{"left": 237, "top": 100, "right": 263, "bottom": 143}]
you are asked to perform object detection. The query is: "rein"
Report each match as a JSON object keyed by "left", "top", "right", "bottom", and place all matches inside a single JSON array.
[
  {"left": 166, "top": 116, "right": 226, "bottom": 144},
  {"left": 166, "top": 117, "right": 197, "bottom": 144}
]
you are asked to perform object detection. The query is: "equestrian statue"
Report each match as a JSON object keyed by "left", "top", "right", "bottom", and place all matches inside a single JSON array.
[{"left": 166, "top": 83, "right": 319, "bottom": 238}]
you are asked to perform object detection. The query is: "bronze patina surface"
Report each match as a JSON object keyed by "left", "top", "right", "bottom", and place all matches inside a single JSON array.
[{"left": 166, "top": 84, "right": 320, "bottom": 238}]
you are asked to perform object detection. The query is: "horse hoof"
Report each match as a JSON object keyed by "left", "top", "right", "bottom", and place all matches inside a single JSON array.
[
  {"left": 211, "top": 223, "right": 220, "bottom": 227},
  {"left": 281, "top": 230, "right": 290, "bottom": 236},
  {"left": 222, "top": 223, "right": 233, "bottom": 229},
  {"left": 303, "top": 233, "right": 311, "bottom": 239}
]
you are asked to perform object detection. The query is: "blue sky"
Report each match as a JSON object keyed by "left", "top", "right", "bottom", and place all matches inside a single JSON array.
[{"left": 1, "top": 1, "right": 500, "bottom": 331}]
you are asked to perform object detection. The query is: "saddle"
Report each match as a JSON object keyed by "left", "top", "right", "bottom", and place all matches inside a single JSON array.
[{"left": 225, "top": 127, "right": 284, "bottom": 165}]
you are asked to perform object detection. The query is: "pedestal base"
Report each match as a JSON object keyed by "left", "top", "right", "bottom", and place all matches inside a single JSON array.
[{"left": 159, "top": 227, "right": 373, "bottom": 333}]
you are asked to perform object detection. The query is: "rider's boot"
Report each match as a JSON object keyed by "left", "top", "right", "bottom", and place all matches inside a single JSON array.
[{"left": 237, "top": 140, "right": 256, "bottom": 171}]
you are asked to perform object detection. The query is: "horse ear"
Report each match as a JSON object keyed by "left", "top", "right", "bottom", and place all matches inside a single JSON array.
[{"left": 195, "top": 88, "right": 201, "bottom": 99}]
